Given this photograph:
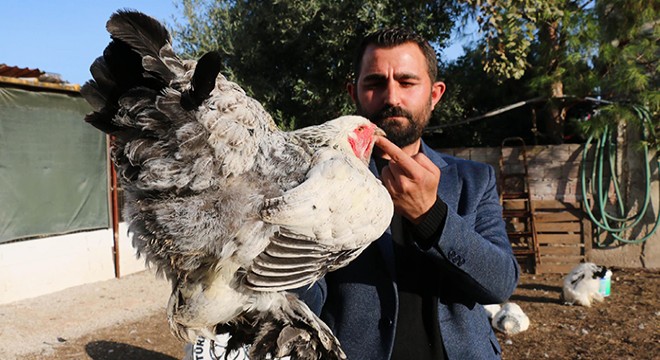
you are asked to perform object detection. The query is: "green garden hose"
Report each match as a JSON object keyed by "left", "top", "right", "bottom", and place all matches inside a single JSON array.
[{"left": 580, "top": 104, "right": 660, "bottom": 246}]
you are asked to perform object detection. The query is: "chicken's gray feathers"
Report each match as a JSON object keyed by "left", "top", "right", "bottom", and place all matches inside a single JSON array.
[
  {"left": 81, "top": 9, "right": 393, "bottom": 360},
  {"left": 247, "top": 238, "right": 365, "bottom": 291}
]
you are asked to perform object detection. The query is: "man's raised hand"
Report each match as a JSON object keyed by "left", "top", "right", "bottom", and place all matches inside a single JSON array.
[{"left": 375, "top": 136, "right": 441, "bottom": 224}]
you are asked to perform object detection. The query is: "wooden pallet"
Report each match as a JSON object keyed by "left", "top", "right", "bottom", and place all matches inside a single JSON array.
[
  {"left": 502, "top": 199, "right": 591, "bottom": 273},
  {"left": 533, "top": 200, "right": 591, "bottom": 274}
]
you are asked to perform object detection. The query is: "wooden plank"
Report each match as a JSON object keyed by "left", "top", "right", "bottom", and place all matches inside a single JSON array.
[
  {"left": 503, "top": 200, "right": 529, "bottom": 210},
  {"left": 537, "top": 233, "right": 582, "bottom": 244},
  {"left": 539, "top": 246, "right": 583, "bottom": 256},
  {"left": 535, "top": 212, "right": 582, "bottom": 222},
  {"left": 536, "top": 263, "right": 577, "bottom": 274},
  {"left": 539, "top": 255, "right": 584, "bottom": 263},
  {"left": 532, "top": 200, "right": 581, "bottom": 210},
  {"left": 535, "top": 222, "right": 582, "bottom": 232}
]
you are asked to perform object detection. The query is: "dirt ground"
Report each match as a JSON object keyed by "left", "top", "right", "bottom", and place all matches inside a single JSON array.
[{"left": 16, "top": 267, "right": 660, "bottom": 360}]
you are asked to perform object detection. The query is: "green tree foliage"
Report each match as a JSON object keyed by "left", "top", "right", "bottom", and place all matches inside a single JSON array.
[
  {"left": 171, "top": 0, "right": 455, "bottom": 129},
  {"left": 454, "top": 0, "right": 600, "bottom": 143},
  {"left": 597, "top": 0, "right": 659, "bottom": 107},
  {"left": 458, "top": 0, "right": 657, "bottom": 145},
  {"left": 586, "top": 1, "right": 660, "bottom": 148},
  {"left": 170, "top": 0, "right": 657, "bottom": 146}
]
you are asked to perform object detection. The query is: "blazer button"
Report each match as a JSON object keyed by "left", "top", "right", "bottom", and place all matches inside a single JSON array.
[{"left": 379, "top": 317, "right": 393, "bottom": 328}]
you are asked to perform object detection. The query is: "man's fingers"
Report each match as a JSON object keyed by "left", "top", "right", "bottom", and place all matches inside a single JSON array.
[
  {"left": 379, "top": 166, "right": 398, "bottom": 193},
  {"left": 385, "top": 160, "right": 406, "bottom": 183},
  {"left": 412, "top": 152, "right": 441, "bottom": 178},
  {"left": 375, "top": 136, "right": 417, "bottom": 175}
]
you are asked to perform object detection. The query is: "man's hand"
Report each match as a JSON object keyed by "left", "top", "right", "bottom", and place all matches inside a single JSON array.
[{"left": 375, "top": 136, "right": 441, "bottom": 224}]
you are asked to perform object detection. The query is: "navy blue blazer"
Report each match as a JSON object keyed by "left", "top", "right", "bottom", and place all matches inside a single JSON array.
[{"left": 297, "top": 141, "right": 519, "bottom": 359}]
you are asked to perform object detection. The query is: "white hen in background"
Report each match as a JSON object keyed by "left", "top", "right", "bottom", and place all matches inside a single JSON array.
[
  {"left": 483, "top": 304, "right": 502, "bottom": 320},
  {"left": 562, "top": 262, "right": 609, "bottom": 307},
  {"left": 491, "top": 302, "right": 530, "bottom": 335}
]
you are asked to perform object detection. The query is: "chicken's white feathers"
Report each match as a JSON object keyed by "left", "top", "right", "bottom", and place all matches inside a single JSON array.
[
  {"left": 483, "top": 304, "right": 501, "bottom": 319},
  {"left": 491, "top": 302, "right": 530, "bottom": 335},
  {"left": 80, "top": 10, "right": 393, "bottom": 360},
  {"left": 562, "top": 262, "right": 608, "bottom": 307}
]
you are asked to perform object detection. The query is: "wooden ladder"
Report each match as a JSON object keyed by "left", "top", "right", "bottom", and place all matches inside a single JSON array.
[{"left": 499, "top": 137, "right": 540, "bottom": 274}]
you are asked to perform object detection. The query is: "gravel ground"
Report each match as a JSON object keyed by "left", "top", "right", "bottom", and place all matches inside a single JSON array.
[
  {"left": 2, "top": 267, "right": 658, "bottom": 360},
  {"left": 0, "top": 269, "right": 172, "bottom": 359}
]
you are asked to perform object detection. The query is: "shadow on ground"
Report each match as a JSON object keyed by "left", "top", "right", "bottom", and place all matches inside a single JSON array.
[
  {"left": 86, "top": 341, "right": 177, "bottom": 360},
  {"left": 509, "top": 283, "right": 563, "bottom": 303}
]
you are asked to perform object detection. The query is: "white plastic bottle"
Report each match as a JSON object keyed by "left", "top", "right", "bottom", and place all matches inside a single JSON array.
[{"left": 599, "top": 270, "right": 612, "bottom": 297}]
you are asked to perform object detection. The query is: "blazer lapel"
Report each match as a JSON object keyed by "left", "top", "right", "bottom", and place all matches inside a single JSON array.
[
  {"left": 369, "top": 160, "right": 396, "bottom": 279},
  {"left": 421, "top": 141, "right": 458, "bottom": 208}
]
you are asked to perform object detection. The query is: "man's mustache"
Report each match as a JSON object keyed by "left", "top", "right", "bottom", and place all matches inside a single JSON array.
[{"left": 372, "top": 106, "right": 413, "bottom": 122}]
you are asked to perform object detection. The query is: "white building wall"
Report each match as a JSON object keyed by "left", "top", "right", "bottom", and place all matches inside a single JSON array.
[
  {"left": 117, "top": 222, "right": 150, "bottom": 275},
  {"left": 0, "top": 223, "right": 147, "bottom": 305}
]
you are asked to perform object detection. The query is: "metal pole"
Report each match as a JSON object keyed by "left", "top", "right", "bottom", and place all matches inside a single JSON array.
[{"left": 110, "top": 136, "right": 121, "bottom": 278}]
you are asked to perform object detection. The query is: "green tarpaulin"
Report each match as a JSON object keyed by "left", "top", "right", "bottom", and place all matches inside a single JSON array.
[{"left": 0, "top": 86, "right": 109, "bottom": 243}]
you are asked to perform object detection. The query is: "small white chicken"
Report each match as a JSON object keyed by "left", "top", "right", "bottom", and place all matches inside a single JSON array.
[
  {"left": 562, "top": 262, "right": 609, "bottom": 307},
  {"left": 491, "top": 302, "right": 530, "bottom": 335},
  {"left": 483, "top": 304, "right": 502, "bottom": 320}
]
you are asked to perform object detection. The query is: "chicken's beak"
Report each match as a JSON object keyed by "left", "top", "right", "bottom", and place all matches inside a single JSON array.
[{"left": 374, "top": 126, "right": 387, "bottom": 138}]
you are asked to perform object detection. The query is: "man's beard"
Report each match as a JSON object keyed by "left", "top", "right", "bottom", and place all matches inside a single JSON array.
[{"left": 356, "top": 101, "right": 432, "bottom": 148}]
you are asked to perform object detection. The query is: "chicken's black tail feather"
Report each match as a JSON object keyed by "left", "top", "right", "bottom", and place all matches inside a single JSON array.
[{"left": 80, "top": 9, "right": 180, "bottom": 135}]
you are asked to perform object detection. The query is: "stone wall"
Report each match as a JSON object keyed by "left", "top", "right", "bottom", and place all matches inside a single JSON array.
[{"left": 444, "top": 144, "right": 588, "bottom": 202}]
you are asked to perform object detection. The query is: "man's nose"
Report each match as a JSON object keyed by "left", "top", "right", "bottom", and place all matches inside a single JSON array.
[{"left": 383, "top": 81, "right": 400, "bottom": 106}]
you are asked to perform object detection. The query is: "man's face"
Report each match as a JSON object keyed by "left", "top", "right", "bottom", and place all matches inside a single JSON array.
[{"left": 350, "top": 42, "right": 445, "bottom": 148}]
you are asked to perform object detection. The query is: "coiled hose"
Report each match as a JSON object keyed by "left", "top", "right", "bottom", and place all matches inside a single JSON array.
[{"left": 580, "top": 104, "right": 660, "bottom": 246}]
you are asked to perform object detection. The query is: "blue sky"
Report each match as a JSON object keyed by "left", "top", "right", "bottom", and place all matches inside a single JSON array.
[
  {"left": 1, "top": 1, "right": 468, "bottom": 86},
  {"left": 1, "top": 1, "right": 180, "bottom": 85}
]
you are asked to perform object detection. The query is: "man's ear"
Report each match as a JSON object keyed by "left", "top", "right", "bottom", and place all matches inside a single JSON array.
[
  {"left": 346, "top": 82, "right": 357, "bottom": 104},
  {"left": 431, "top": 81, "right": 446, "bottom": 109}
]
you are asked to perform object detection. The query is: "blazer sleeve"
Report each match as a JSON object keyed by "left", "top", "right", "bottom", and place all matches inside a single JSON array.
[
  {"left": 412, "top": 162, "right": 519, "bottom": 304},
  {"left": 289, "top": 278, "right": 327, "bottom": 315}
]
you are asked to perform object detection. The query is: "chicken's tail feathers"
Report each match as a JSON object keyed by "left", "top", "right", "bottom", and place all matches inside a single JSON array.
[
  {"left": 170, "top": 290, "right": 346, "bottom": 360},
  {"left": 106, "top": 10, "right": 169, "bottom": 63},
  {"left": 180, "top": 51, "right": 223, "bottom": 111},
  {"left": 247, "top": 293, "right": 346, "bottom": 360},
  {"left": 81, "top": 10, "right": 186, "bottom": 135},
  {"left": 497, "top": 316, "right": 523, "bottom": 335},
  {"left": 106, "top": 10, "right": 187, "bottom": 83}
]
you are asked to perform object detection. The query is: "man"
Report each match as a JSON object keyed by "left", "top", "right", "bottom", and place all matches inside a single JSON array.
[{"left": 296, "top": 28, "right": 520, "bottom": 359}]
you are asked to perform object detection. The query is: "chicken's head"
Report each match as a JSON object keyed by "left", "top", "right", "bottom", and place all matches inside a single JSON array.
[{"left": 330, "top": 115, "right": 385, "bottom": 165}]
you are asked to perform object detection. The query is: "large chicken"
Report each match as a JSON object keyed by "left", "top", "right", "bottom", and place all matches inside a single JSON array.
[{"left": 80, "top": 10, "right": 393, "bottom": 360}]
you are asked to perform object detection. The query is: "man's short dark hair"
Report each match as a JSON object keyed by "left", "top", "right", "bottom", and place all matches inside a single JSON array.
[{"left": 353, "top": 28, "right": 438, "bottom": 83}]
